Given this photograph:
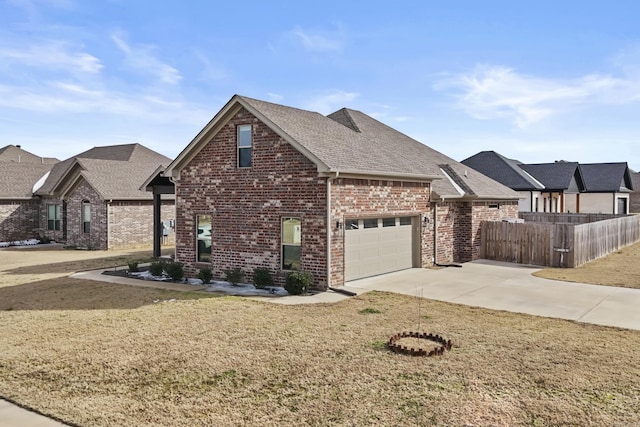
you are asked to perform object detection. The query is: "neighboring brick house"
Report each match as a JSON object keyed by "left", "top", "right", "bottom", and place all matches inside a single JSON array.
[
  {"left": 0, "top": 145, "right": 58, "bottom": 241},
  {"left": 463, "top": 151, "right": 634, "bottom": 214},
  {"left": 163, "top": 95, "right": 519, "bottom": 289},
  {"left": 34, "top": 144, "right": 176, "bottom": 249}
]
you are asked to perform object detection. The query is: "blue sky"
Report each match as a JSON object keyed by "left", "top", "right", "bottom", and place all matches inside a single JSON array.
[{"left": 2, "top": 0, "right": 640, "bottom": 170}]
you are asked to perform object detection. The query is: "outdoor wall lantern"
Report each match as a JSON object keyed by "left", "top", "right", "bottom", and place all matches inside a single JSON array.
[
  {"left": 423, "top": 216, "right": 430, "bottom": 227},
  {"left": 336, "top": 221, "right": 343, "bottom": 230}
]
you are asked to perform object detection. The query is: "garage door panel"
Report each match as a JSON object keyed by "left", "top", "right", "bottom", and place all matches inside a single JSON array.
[{"left": 344, "top": 218, "right": 414, "bottom": 281}]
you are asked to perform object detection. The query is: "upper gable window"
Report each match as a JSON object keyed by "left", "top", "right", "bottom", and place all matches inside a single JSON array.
[{"left": 237, "top": 124, "right": 252, "bottom": 168}]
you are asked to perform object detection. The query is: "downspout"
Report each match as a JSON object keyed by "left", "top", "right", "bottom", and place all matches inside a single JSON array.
[
  {"left": 326, "top": 172, "right": 338, "bottom": 289},
  {"left": 432, "top": 202, "right": 438, "bottom": 264}
]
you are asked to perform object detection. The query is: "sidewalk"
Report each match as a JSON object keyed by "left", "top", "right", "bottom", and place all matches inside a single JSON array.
[{"left": 0, "top": 399, "right": 69, "bottom": 427}]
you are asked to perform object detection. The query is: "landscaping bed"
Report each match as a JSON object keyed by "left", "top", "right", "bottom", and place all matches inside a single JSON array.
[{"left": 102, "top": 267, "right": 289, "bottom": 297}]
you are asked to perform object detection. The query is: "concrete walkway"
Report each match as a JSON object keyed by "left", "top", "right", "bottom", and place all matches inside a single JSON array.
[
  {"left": 0, "top": 399, "right": 69, "bottom": 427},
  {"left": 344, "top": 260, "right": 640, "bottom": 331}
]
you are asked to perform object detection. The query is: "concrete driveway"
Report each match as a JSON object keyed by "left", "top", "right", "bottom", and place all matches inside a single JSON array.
[{"left": 344, "top": 260, "right": 640, "bottom": 331}]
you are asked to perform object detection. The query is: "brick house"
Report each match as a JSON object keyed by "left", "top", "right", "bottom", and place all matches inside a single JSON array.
[
  {"left": 33, "top": 144, "right": 176, "bottom": 249},
  {"left": 163, "top": 95, "right": 519, "bottom": 289},
  {"left": 0, "top": 145, "right": 58, "bottom": 242}
]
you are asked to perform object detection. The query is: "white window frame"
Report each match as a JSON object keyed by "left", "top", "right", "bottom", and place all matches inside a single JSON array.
[
  {"left": 196, "top": 215, "right": 212, "bottom": 263},
  {"left": 47, "top": 204, "right": 61, "bottom": 231},
  {"left": 237, "top": 124, "right": 252, "bottom": 168},
  {"left": 281, "top": 217, "right": 301, "bottom": 271},
  {"left": 82, "top": 200, "right": 91, "bottom": 233}
]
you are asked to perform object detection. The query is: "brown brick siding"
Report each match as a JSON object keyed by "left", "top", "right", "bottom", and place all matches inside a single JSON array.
[
  {"left": 175, "top": 107, "right": 328, "bottom": 288},
  {"left": 108, "top": 200, "right": 175, "bottom": 249},
  {"left": 0, "top": 200, "right": 41, "bottom": 241},
  {"left": 65, "top": 181, "right": 108, "bottom": 249}
]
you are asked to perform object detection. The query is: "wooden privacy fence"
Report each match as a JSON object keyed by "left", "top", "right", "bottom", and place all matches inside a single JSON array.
[{"left": 480, "top": 214, "right": 640, "bottom": 267}]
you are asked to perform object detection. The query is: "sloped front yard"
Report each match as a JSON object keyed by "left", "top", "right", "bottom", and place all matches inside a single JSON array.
[{"left": 0, "top": 247, "right": 639, "bottom": 426}]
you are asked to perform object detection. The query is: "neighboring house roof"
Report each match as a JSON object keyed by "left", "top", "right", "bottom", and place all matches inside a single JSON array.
[
  {"left": 578, "top": 162, "right": 633, "bottom": 192},
  {"left": 0, "top": 145, "right": 58, "bottom": 199},
  {"left": 165, "top": 95, "right": 519, "bottom": 201},
  {"left": 0, "top": 145, "right": 58, "bottom": 164},
  {"left": 0, "top": 162, "right": 54, "bottom": 199},
  {"left": 36, "top": 143, "right": 172, "bottom": 200},
  {"left": 519, "top": 162, "right": 582, "bottom": 191},
  {"left": 461, "top": 151, "right": 544, "bottom": 191}
]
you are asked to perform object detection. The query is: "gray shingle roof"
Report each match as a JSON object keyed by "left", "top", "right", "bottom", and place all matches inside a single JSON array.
[
  {"left": 166, "top": 95, "right": 519, "bottom": 201},
  {"left": 519, "top": 162, "right": 581, "bottom": 191},
  {"left": 0, "top": 145, "right": 59, "bottom": 164},
  {"left": 579, "top": 163, "right": 632, "bottom": 192},
  {"left": 0, "top": 163, "right": 53, "bottom": 199},
  {"left": 461, "top": 151, "right": 544, "bottom": 191},
  {"left": 36, "top": 143, "right": 172, "bottom": 200}
]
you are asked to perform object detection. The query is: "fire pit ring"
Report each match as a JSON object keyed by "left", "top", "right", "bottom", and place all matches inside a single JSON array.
[{"left": 387, "top": 331, "right": 452, "bottom": 357}]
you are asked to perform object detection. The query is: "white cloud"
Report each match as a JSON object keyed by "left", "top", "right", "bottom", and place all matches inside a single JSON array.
[
  {"left": 0, "top": 41, "right": 103, "bottom": 74},
  {"left": 111, "top": 31, "right": 182, "bottom": 84},
  {"left": 290, "top": 25, "right": 344, "bottom": 53},
  {"left": 435, "top": 64, "right": 640, "bottom": 128},
  {"left": 303, "top": 90, "right": 359, "bottom": 114}
]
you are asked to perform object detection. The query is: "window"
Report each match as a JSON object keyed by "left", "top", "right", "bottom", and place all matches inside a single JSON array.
[
  {"left": 82, "top": 201, "right": 91, "bottom": 233},
  {"left": 47, "top": 204, "right": 61, "bottom": 231},
  {"left": 237, "top": 124, "right": 252, "bottom": 168},
  {"left": 399, "top": 216, "right": 412, "bottom": 226},
  {"left": 382, "top": 217, "right": 396, "bottom": 227},
  {"left": 282, "top": 218, "right": 301, "bottom": 270},
  {"left": 363, "top": 218, "right": 378, "bottom": 229},
  {"left": 196, "top": 215, "right": 212, "bottom": 263},
  {"left": 346, "top": 218, "right": 359, "bottom": 229}
]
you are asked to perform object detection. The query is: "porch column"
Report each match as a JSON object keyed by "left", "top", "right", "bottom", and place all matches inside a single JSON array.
[{"left": 153, "top": 193, "right": 161, "bottom": 257}]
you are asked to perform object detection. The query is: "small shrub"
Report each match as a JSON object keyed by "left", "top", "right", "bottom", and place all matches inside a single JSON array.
[
  {"left": 253, "top": 267, "right": 274, "bottom": 289},
  {"left": 165, "top": 262, "right": 184, "bottom": 281},
  {"left": 127, "top": 260, "right": 139, "bottom": 273},
  {"left": 149, "top": 261, "right": 165, "bottom": 277},
  {"left": 198, "top": 268, "right": 213, "bottom": 284},
  {"left": 224, "top": 267, "right": 245, "bottom": 286},
  {"left": 284, "top": 271, "right": 313, "bottom": 295}
]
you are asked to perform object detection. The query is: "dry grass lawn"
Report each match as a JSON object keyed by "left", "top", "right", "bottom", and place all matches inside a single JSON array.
[
  {"left": 534, "top": 240, "right": 640, "bottom": 289},
  {"left": 1, "top": 246, "right": 639, "bottom": 426}
]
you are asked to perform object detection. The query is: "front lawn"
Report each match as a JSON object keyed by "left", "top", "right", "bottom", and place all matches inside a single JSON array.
[{"left": 0, "top": 248, "right": 639, "bottom": 426}]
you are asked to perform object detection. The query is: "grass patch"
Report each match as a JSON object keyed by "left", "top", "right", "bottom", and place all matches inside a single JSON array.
[
  {"left": 359, "top": 307, "right": 382, "bottom": 314},
  {"left": 534, "top": 239, "right": 640, "bottom": 288},
  {"left": 0, "top": 247, "right": 639, "bottom": 426}
]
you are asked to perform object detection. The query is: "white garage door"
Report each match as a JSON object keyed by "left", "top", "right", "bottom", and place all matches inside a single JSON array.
[{"left": 344, "top": 216, "right": 414, "bottom": 281}]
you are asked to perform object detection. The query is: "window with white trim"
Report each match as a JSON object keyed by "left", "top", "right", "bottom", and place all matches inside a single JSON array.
[
  {"left": 196, "top": 215, "right": 212, "bottom": 263},
  {"left": 282, "top": 217, "right": 301, "bottom": 270},
  {"left": 82, "top": 201, "right": 91, "bottom": 233},
  {"left": 47, "top": 204, "right": 61, "bottom": 231},
  {"left": 237, "top": 124, "right": 252, "bottom": 168}
]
